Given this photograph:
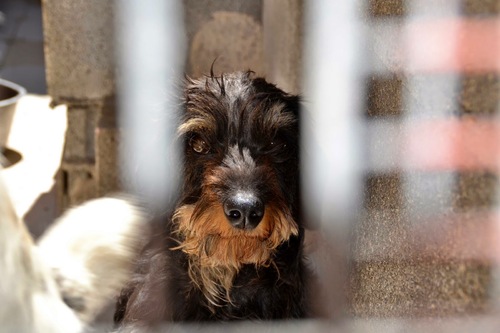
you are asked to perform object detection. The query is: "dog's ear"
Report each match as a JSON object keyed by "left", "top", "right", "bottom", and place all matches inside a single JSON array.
[{"left": 37, "top": 196, "right": 148, "bottom": 324}]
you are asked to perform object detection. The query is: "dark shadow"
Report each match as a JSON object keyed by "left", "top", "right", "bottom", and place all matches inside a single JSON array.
[
  {"left": 23, "top": 182, "right": 59, "bottom": 240},
  {"left": 1, "top": 147, "right": 22, "bottom": 168}
]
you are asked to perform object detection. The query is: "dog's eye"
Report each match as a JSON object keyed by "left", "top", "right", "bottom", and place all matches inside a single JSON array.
[
  {"left": 268, "top": 140, "right": 287, "bottom": 151},
  {"left": 189, "top": 135, "right": 210, "bottom": 154}
]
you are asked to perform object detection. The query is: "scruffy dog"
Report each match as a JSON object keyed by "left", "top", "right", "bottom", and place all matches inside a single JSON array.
[
  {"left": 114, "top": 71, "right": 309, "bottom": 327},
  {"left": 0, "top": 174, "right": 146, "bottom": 333}
]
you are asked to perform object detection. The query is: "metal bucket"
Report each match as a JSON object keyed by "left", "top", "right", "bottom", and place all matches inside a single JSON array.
[{"left": 0, "top": 78, "right": 26, "bottom": 148}]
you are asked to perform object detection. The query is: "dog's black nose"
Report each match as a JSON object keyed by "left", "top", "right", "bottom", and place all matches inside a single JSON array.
[{"left": 223, "top": 192, "right": 264, "bottom": 230}]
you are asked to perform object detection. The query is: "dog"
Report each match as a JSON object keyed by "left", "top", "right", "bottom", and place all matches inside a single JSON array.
[
  {"left": 0, "top": 172, "right": 146, "bottom": 333},
  {"left": 114, "top": 71, "right": 309, "bottom": 328}
]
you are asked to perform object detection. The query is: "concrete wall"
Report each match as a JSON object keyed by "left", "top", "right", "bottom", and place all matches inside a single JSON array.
[
  {"left": 41, "top": 0, "right": 117, "bottom": 208},
  {"left": 184, "top": 0, "right": 264, "bottom": 77}
]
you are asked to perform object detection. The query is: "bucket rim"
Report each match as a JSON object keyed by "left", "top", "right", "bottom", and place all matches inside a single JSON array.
[{"left": 0, "top": 78, "right": 26, "bottom": 108}]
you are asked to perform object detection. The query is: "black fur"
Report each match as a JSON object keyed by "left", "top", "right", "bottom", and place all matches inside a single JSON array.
[{"left": 114, "top": 71, "right": 309, "bottom": 327}]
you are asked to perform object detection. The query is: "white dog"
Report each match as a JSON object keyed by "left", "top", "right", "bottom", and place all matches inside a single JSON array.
[{"left": 0, "top": 175, "right": 146, "bottom": 333}]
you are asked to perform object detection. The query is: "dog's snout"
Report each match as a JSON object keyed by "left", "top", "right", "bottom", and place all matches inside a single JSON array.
[{"left": 223, "top": 192, "right": 264, "bottom": 230}]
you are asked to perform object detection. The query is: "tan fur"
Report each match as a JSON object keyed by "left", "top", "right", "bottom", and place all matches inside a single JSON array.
[
  {"left": 172, "top": 201, "right": 298, "bottom": 307},
  {"left": 177, "top": 118, "right": 211, "bottom": 136}
]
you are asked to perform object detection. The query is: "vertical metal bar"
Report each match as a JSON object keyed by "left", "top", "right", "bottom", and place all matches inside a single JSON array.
[
  {"left": 116, "top": 0, "right": 185, "bottom": 211},
  {"left": 302, "top": 0, "right": 364, "bottom": 232},
  {"left": 302, "top": 0, "right": 365, "bottom": 318}
]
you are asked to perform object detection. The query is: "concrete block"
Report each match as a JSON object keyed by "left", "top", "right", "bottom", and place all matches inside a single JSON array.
[
  {"left": 63, "top": 106, "right": 99, "bottom": 163},
  {"left": 460, "top": 74, "right": 500, "bottom": 115},
  {"left": 95, "top": 126, "right": 120, "bottom": 196},
  {"left": 350, "top": 259, "right": 491, "bottom": 317},
  {"left": 95, "top": 99, "right": 120, "bottom": 196},
  {"left": 364, "top": 173, "right": 402, "bottom": 210},
  {"left": 366, "top": 75, "right": 403, "bottom": 117},
  {"left": 353, "top": 169, "right": 499, "bottom": 316},
  {"left": 366, "top": 74, "right": 463, "bottom": 118},
  {"left": 263, "top": 0, "right": 303, "bottom": 94},
  {"left": 463, "top": 0, "right": 500, "bottom": 15},
  {"left": 59, "top": 162, "right": 96, "bottom": 208},
  {"left": 351, "top": 194, "right": 497, "bottom": 316},
  {"left": 453, "top": 172, "right": 499, "bottom": 210},
  {"left": 352, "top": 209, "right": 408, "bottom": 262},
  {"left": 184, "top": 0, "right": 264, "bottom": 77},
  {"left": 368, "top": 0, "right": 406, "bottom": 17},
  {"left": 41, "top": 0, "right": 115, "bottom": 103}
]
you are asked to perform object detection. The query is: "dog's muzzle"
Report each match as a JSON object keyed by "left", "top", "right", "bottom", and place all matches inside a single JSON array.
[{"left": 223, "top": 190, "right": 264, "bottom": 230}]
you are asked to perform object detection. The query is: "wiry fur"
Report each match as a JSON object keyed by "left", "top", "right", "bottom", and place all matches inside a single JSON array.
[
  {"left": 0, "top": 174, "right": 146, "bottom": 333},
  {"left": 172, "top": 202, "right": 298, "bottom": 306},
  {"left": 115, "top": 71, "right": 309, "bottom": 327}
]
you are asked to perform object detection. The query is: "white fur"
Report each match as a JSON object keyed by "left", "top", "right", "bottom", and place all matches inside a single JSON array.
[
  {"left": 38, "top": 196, "right": 148, "bottom": 323},
  {"left": 0, "top": 176, "right": 82, "bottom": 333},
  {"left": 0, "top": 173, "right": 147, "bottom": 332}
]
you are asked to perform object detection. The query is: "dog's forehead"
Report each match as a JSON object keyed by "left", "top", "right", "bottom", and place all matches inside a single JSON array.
[
  {"left": 181, "top": 72, "right": 296, "bottom": 139},
  {"left": 218, "top": 72, "right": 253, "bottom": 105},
  {"left": 186, "top": 71, "right": 253, "bottom": 106}
]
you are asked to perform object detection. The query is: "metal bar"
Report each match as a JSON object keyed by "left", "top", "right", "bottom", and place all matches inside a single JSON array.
[
  {"left": 115, "top": 0, "right": 185, "bottom": 211},
  {"left": 302, "top": 0, "right": 365, "bottom": 319},
  {"left": 302, "top": 0, "right": 364, "bottom": 231}
]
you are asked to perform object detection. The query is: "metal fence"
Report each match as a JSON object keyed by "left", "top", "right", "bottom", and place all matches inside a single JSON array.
[{"left": 115, "top": 0, "right": 500, "bottom": 330}]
